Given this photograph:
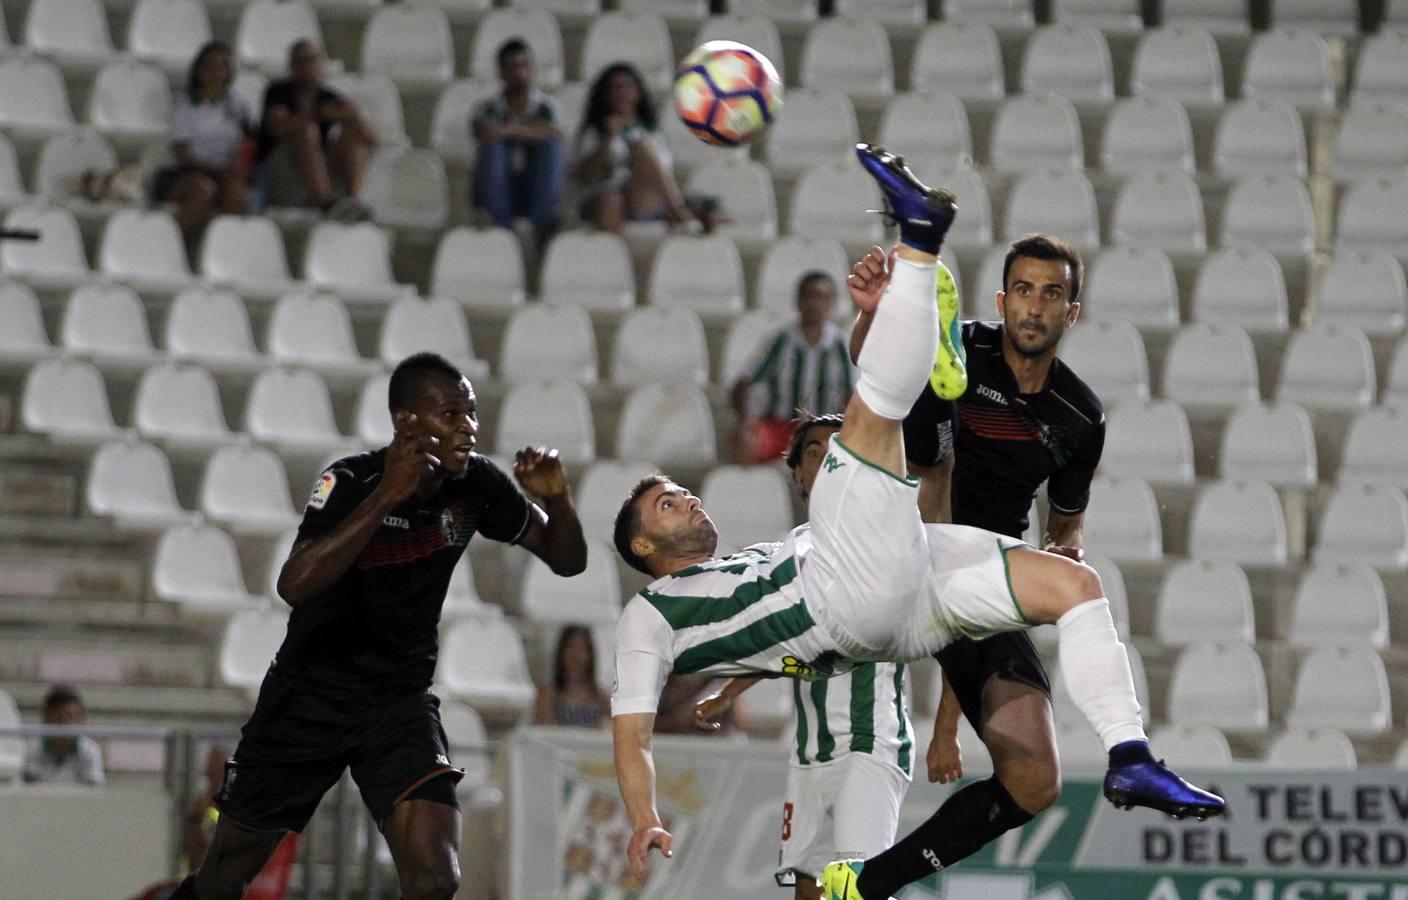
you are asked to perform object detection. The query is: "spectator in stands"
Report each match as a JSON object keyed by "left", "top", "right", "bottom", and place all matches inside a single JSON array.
[
  {"left": 729, "top": 271, "right": 853, "bottom": 464},
  {"left": 152, "top": 41, "right": 254, "bottom": 241},
  {"left": 22, "top": 684, "right": 104, "bottom": 786},
  {"left": 258, "top": 39, "right": 375, "bottom": 221},
  {"left": 471, "top": 38, "right": 564, "bottom": 249},
  {"left": 572, "top": 63, "right": 694, "bottom": 234},
  {"left": 534, "top": 624, "right": 611, "bottom": 729}
]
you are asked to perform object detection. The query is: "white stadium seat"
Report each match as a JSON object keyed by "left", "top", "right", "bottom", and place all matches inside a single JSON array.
[
  {"left": 88, "top": 60, "right": 171, "bottom": 142},
  {"left": 800, "top": 17, "right": 893, "bottom": 106},
  {"left": 0, "top": 57, "right": 73, "bottom": 138},
  {"left": 133, "top": 363, "right": 232, "bottom": 451},
  {"left": 648, "top": 235, "right": 745, "bottom": 317},
  {"left": 1388, "top": 337, "right": 1408, "bottom": 409},
  {"left": 1056, "top": 320, "right": 1150, "bottom": 403},
  {"left": 578, "top": 12, "right": 672, "bottom": 92},
  {"left": 1331, "top": 102, "right": 1408, "bottom": 182},
  {"left": 574, "top": 459, "right": 660, "bottom": 542},
  {"left": 1165, "top": 0, "right": 1249, "bottom": 35},
  {"left": 515, "top": 0, "right": 599, "bottom": 15},
  {"left": 1081, "top": 475, "right": 1161, "bottom": 561},
  {"left": 763, "top": 88, "right": 859, "bottom": 178},
  {"left": 0, "top": 690, "right": 23, "bottom": 782},
  {"left": 244, "top": 368, "right": 352, "bottom": 457},
  {"left": 326, "top": 73, "right": 407, "bottom": 148},
  {"left": 1051, "top": 0, "right": 1142, "bottom": 31},
  {"left": 469, "top": 9, "right": 563, "bottom": 89},
  {"left": 730, "top": 0, "right": 816, "bottom": 24},
  {"left": 879, "top": 92, "right": 972, "bottom": 173},
  {"left": 1219, "top": 402, "right": 1317, "bottom": 489},
  {"left": 540, "top": 231, "right": 634, "bottom": 312},
  {"left": 60, "top": 283, "right": 158, "bottom": 366},
  {"left": 440, "top": 615, "right": 535, "bottom": 718},
  {"left": 0, "top": 281, "right": 50, "bottom": 366},
  {"left": 788, "top": 162, "right": 883, "bottom": 253},
  {"left": 910, "top": 22, "right": 1004, "bottom": 101},
  {"left": 1353, "top": 29, "right": 1408, "bottom": 103},
  {"left": 378, "top": 295, "right": 487, "bottom": 380},
  {"left": 498, "top": 304, "right": 598, "bottom": 385},
  {"left": 21, "top": 358, "right": 122, "bottom": 443},
  {"left": 925, "top": 165, "right": 992, "bottom": 256},
  {"left": 1130, "top": 26, "right": 1224, "bottom": 105},
  {"left": 1219, "top": 175, "right": 1315, "bottom": 257},
  {"left": 1314, "top": 249, "right": 1407, "bottom": 335},
  {"left": 1242, "top": 29, "right": 1335, "bottom": 110},
  {"left": 1167, "top": 642, "right": 1269, "bottom": 733},
  {"left": 430, "top": 227, "right": 525, "bottom": 312},
  {"left": 616, "top": 384, "right": 717, "bottom": 469},
  {"left": 946, "top": 0, "right": 1035, "bottom": 27},
  {"left": 721, "top": 309, "right": 792, "bottom": 385},
  {"left": 1340, "top": 407, "right": 1408, "bottom": 490},
  {"left": 267, "top": 292, "right": 379, "bottom": 381},
  {"left": 1289, "top": 564, "right": 1389, "bottom": 650},
  {"left": 1275, "top": 323, "right": 1375, "bottom": 410},
  {"left": 34, "top": 130, "right": 117, "bottom": 202},
  {"left": 236, "top": 0, "right": 322, "bottom": 74},
  {"left": 1336, "top": 177, "right": 1408, "bottom": 268},
  {"left": 612, "top": 308, "right": 709, "bottom": 387},
  {"left": 1082, "top": 246, "right": 1179, "bottom": 328},
  {"left": 700, "top": 465, "right": 795, "bottom": 552},
  {"left": 496, "top": 380, "right": 596, "bottom": 463},
  {"left": 1147, "top": 724, "right": 1233, "bottom": 768},
  {"left": 98, "top": 209, "right": 191, "bottom": 293},
  {"left": 1287, "top": 644, "right": 1391, "bottom": 736},
  {"left": 219, "top": 607, "right": 287, "bottom": 698},
  {"left": 2, "top": 206, "right": 91, "bottom": 291},
  {"left": 0, "top": 134, "right": 28, "bottom": 208},
  {"left": 429, "top": 79, "right": 496, "bottom": 165},
  {"left": 355, "top": 373, "right": 391, "bottom": 448},
  {"left": 303, "top": 223, "right": 403, "bottom": 306},
  {"left": 1002, "top": 170, "right": 1099, "bottom": 247},
  {"left": 443, "top": 553, "right": 493, "bottom": 620},
  {"left": 1110, "top": 170, "right": 1207, "bottom": 253},
  {"left": 520, "top": 538, "right": 621, "bottom": 626},
  {"left": 1266, "top": 728, "right": 1357, "bottom": 770},
  {"left": 1187, "top": 479, "right": 1288, "bottom": 566},
  {"left": 1162, "top": 323, "right": 1259, "bottom": 408},
  {"left": 1020, "top": 25, "right": 1114, "bottom": 102},
  {"left": 686, "top": 157, "right": 777, "bottom": 246},
  {"left": 199, "top": 215, "right": 301, "bottom": 301},
  {"left": 1191, "top": 247, "right": 1289, "bottom": 332},
  {"left": 152, "top": 522, "right": 265, "bottom": 615},
  {"left": 164, "top": 287, "right": 264, "bottom": 373},
  {"left": 86, "top": 440, "right": 195, "bottom": 531},
  {"left": 1154, "top": 559, "right": 1255, "bottom": 646},
  {"left": 24, "top": 0, "right": 113, "bottom": 66},
  {"left": 755, "top": 236, "right": 849, "bottom": 315},
  {"left": 1313, "top": 484, "right": 1408, "bottom": 570},
  {"left": 127, "top": 0, "right": 212, "bottom": 72},
  {"left": 1100, "top": 97, "right": 1195, "bottom": 176},
  {"left": 1212, "top": 99, "right": 1307, "bottom": 178},
  {"left": 1099, "top": 399, "right": 1193, "bottom": 485},
  {"left": 199, "top": 443, "right": 301, "bottom": 536},
  {"left": 1274, "top": 0, "right": 1359, "bottom": 37},
  {"left": 360, "top": 4, "right": 453, "bottom": 89},
  {"left": 990, "top": 95, "right": 1084, "bottom": 173}
]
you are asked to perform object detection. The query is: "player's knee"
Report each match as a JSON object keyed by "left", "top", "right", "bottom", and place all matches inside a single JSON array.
[
  {"left": 999, "top": 759, "right": 1062, "bottom": 814},
  {"left": 401, "top": 863, "right": 460, "bottom": 900},
  {"left": 1063, "top": 560, "right": 1103, "bottom": 608}
]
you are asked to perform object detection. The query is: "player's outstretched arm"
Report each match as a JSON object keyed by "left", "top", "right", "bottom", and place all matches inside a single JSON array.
[
  {"left": 513, "top": 446, "right": 588, "bottom": 576},
  {"left": 927, "top": 676, "right": 964, "bottom": 784},
  {"left": 613, "top": 712, "right": 673, "bottom": 879},
  {"left": 1042, "top": 510, "right": 1086, "bottom": 562}
]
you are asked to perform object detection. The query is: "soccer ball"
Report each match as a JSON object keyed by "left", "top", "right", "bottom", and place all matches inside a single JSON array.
[{"left": 672, "top": 41, "right": 783, "bottom": 147}]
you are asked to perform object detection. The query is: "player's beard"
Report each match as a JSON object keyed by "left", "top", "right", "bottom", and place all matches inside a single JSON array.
[
  {"left": 653, "top": 519, "right": 719, "bottom": 559},
  {"left": 1006, "top": 315, "right": 1063, "bottom": 358}
]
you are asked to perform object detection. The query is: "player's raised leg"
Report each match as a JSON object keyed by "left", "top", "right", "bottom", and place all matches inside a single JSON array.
[{"left": 167, "top": 817, "right": 286, "bottom": 900}]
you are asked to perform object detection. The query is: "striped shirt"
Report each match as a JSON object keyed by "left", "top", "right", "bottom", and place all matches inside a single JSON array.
[
  {"left": 747, "top": 321, "right": 855, "bottom": 420},
  {"left": 790, "top": 662, "right": 913, "bottom": 776},
  {"left": 611, "top": 529, "right": 850, "bottom": 717}
]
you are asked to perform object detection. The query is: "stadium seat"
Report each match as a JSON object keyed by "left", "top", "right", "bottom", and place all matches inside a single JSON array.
[
  {"left": 1147, "top": 724, "right": 1233, "bottom": 768},
  {"left": 164, "top": 287, "right": 264, "bottom": 373},
  {"left": 1340, "top": 407, "right": 1408, "bottom": 490},
  {"left": 763, "top": 88, "right": 859, "bottom": 178},
  {"left": 1389, "top": 337, "right": 1408, "bottom": 409},
  {"left": 496, "top": 380, "right": 596, "bottom": 463},
  {"left": 87, "top": 60, "right": 170, "bottom": 143},
  {"left": 1020, "top": 25, "right": 1114, "bottom": 102},
  {"left": 440, "top": 615, "right": 535, "bottom": 718},
  {"left": 1314, "top": 249, "right": 1407, "bottom": 335},
  {"left": 1056, "top": 320, "right": 1150, "bottom": 403},
  {"left": 1219, "top": 175, "right": 1315, "bottom": 257},
  {"left": 199, "top": 443, "right": 301, "bottom": 535},
  {"left": 1331, "top": 102, "right": 1408, "bottom": 182},
  {"left": 924, "top": 163, "right": 991, "bottom": 251},
  {"left": 878, "top": 92, "right": 972, "bottom": 173},
  {"left": 989, "top": 95, "right": 1084, "bottom": 173},
  {"left": 574, "top": 459, "right": 660, "bottom": 541},
  {"left": 33, "top": 129, "right": 118, "bottom": 202},
  {"left": 700, "top": 465, "right": 794, "bottom": 552},
  {"left": 360, "top": 4, "right": 453, "bottom": 90},
  {"left": 539, "top": 231, "right": 634, "bottom": 312},
  {"left": 1002, "top": 170, "right": 1099, "bottom": 247},
  {"left": 788, "top": 162, "right": 883, "bottom": 253},
  {"left": 0, "top": 56, "right": 73, "bottom": 138},
  {"left": 909, "top": 22, "right": 1004, "bottom": 102},
  {"left": 1219, "top": 401, "right": 1317, "bottom": 489},
  {"left": 60, "top": 283, "right": 157, "bottom": 367},
  {"left": 1166, "top": 642, "right": 1269, "bottom": 733},
  {"left": 1212, "top": 99, "right": 1308, "bottom": 178},
  {"left": 236, "top": 0, "right": 322, "bottom": 74},
  {"left": 520, "top": 538, "right": 620, "bottom": 625},
  {"left": 1275, "top": 323, "right": 1375, "bottom": 410},
  {"left": 612, "top": 308, "right": 709, "bottom": 387},
  {"left": 1286, "top": 644, "right": 1391, "bottom": 736},
  {"left": 1099, "top": 97, "right": 1195, "bottom": 176},
  {"left": 945, "top": 0, "right": 1035, "bottom": 27},
  {"left": 303, "top": 223, "right": 403, "bottom": 306},
  {"left": 686, "top": 157, "right": 777, "bottom": 246},
  {"left": 1187, "top": 479, "right": 1288, "bottom": 565},
  {"left": 1081, "top": 247, "right": 1179, "bottom": 329},
  {"left": 1110, "top": 170, "right": 1206, "bottom": 253},
  {"left": 266, "top": 292, "right": 379, "bottom": 381},
  {"left": 800, "top": 17, "right": 893, "bottom": 106},
  {"left": 1273, "top": 0, "right": 1359, "bottom": 37},
  {"left": 616, "top": 384, "right": 717, "bottom": 469},
  {"left": 1081, "top": 475, "right": 1161, "bottom": 561},
  {"left": 326, "top": 73, "right": 407, "bottom": 148},
  {"left": 429, "top": 79, "right": 496, "bottom": 165},
  {"left": 1162, "top": 323, "right": 1259, "bottom": 408},
  {"left": 1050, "top": 0, "right": 1141, "bottom": 30},
  {"left": 1266, "top": 728, "right": 1357, "bottom": 770},
  {"left": 364, "top": 148, "right": 450, "bottom": 231},
  {"left": 430, "top": 227, "right": 525, "bottom": 312},
  {"left": 127, "top": 0, "right": 212, "bottom": 72},
  {"left": 1162, "top": 0, "right": 1250, "bottom": 34},
  {"left": 378, "top": 295, "right": 488, "bottom": 380},
  {"left": 1099, "top": 399, "right": 1193, "bottom": 484},
  {"left": 1243, "top": 30, "right": 1335, "bottom": 110},
  {"left": 2, "top": 206, "right": 91, "bottom": 290},
  {"left": 443, "top": 552, "right": 492, "bottom": 620},
  {"left": 1352, "top": 29, "right": 1408, "bottom": 103},
  {"left": 233, "top": 70, "right": 268, "bottom": 113},
  {"left": 152, "top": 522, "right": 265, "bottom": 615},
  {"left": 1155, "top": 559, "right": 1255, "bottom": 646},
  {"left": 515, "top": 0, "right": 599, "bottom": 15},
  {"left": 578, "top": 12, "right": 672, "bottom": 92},
  {"left": 0, "top": 134, "right": 27, "bottom": 208},
  {"left": 1313, "top": 484, "right": 1408, "bottom": 569},
  {"left": 434, "top": 701, "right": 492, "bottom": 798},
  {"left": 1130, "top": 26, "right": 1224, "bottom": 105},
  {"left": 1191, "top": 247, "right": 1289, "bottom": 332},
  {"left": 1288, "top": 564, "right": 1389, "bottom": 650},
  {"left": 20, "top": 358, "right": 122, "bottom": 443},
  {"left": 98, "top": 209, "right": 191, "bottom": 293},
  {"left": 1336, "top": 177, "right": 1408, "bottom": 268},
  {"left": 133, "top": 363, "right": 232, "bottom": 451},
  {"left": 86, "top": 439, "right": 195, "bottom": 531},
  {"left": 498, "top": 304, "right": 598, "bottom": 385},
  {"left": 0, "top": 690, "right": 23, "bottom": 782},
  {"left": 245, "top": 367, "right": 352, "bottom": 458},
  {"left": 199, "top": 215, "right": 301, "bottom": 301},
  {"left": 354, "top": 373, "right": 391, "bottom": 448},
  {"left": 721, "top": 309, "right": 792, "bottom": 385},
  {"left": 1398, "top": 740, "right": 1408, "bottom": 769},
  {"left": 649, "top": 235, "right": 745, "bottom": 318},
  {"left": 755, "top": 236, "right": 849, "bottom": 315},
  {"left": 468, "top": 9, "right": 563, "bottom": 89},
  {"left": 24, "top": 0, "right": 113, "bottom": 66},
  {"left": 219, "top": 606, "right": 287, "bottom": 698},
  {"left": 0, "top": 281, "right": 50, "bottom": 366}
]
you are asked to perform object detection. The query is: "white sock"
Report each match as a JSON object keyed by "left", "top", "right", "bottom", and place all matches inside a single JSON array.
[
  {"left": 855, "top": 257, "right": 940, "bottom": 420},
  {"left": 1056, "top": 598, "right": 1147, "bottom": 750}
]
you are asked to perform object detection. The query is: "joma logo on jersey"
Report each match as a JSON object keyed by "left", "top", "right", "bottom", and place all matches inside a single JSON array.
[
  {"left": 977, "top": 384, "right": 1007, "bottom": 405},
  {"left": 822, "top": 453, "right": 845, "bottom": 473},
  {"left": 382, "top": 515, "right": 410, "bottom": 529}
]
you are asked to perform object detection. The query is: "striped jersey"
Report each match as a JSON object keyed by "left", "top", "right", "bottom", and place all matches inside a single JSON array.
[
  {"left": 611, "top": 529, "right": 850, "bottom": 717},
  {"left": 747, "top": 321, "right": 855, "bottom": 421},
  {"left": 789, "top": 662, "right": 913, "bottom": 776}
]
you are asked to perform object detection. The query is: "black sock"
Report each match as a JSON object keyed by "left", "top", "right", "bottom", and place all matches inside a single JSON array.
[
  {"left": 167, "top": 876, "right": 200, "bottom": 900},
  {"left": 856, "top": 776, "right": 1034, "bottom": 899},
  {"left": 1108, "top": 739, "right": 1154, "bottom": 767}
]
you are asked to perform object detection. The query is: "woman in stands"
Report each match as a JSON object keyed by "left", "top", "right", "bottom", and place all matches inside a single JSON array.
[
  {"left": 533, "top": 624, "right": 612, "bottom": 729},
  {"left": 152, "top": 41, "right": 253, "bottom": 242}
]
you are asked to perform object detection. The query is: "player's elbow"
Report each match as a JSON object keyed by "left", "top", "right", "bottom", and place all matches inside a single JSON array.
[{"left": 275, "top": 566, "right": 312, "bottom": 608}]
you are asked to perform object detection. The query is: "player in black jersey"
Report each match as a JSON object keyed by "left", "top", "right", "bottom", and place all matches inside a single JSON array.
[{"left": 171, "top": 352, "right": 588, "bottom": 900}]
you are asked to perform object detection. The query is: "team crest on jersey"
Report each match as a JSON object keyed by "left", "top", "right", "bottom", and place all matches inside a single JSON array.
[
  {"left": 307, "top": 471, "right": 336, "bottom": 510},
  {"left": 439, "top": 508, "right": 457, "bottom": 544},
  {"left": 781, "top": 656, "right": 815, "bottom": 680}
]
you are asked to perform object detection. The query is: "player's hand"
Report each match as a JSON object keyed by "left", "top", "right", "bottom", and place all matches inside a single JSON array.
[
  {"left": 626, "top": 824, "right": 673, "bottom": 880},
  {"left": 513, "top": 446, "right": 569, "bottom": 499},
  {"left": 847, "top": 246, "right": 895, "bottom": 314},
  {"left": 927, "top": 730, "right": 963, "bottom": 784},
  {"left": 380, "top": 414, "right": 440, "bottom": 504},
  {"left": 692, "top": 691, "right": 732, "bottom": 731},
  {"left": 1044, "top": 545, "right": 1085, "bottom": 562}
]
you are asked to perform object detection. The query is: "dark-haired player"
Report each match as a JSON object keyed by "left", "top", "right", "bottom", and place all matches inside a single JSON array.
[{"left": 171, "top": 352, "right": 587, "bottom": 900}]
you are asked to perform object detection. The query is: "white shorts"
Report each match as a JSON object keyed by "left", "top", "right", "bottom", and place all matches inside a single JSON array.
[
  {"left": 776, "top": 753, "right": 911, "bottom": 886},
  {"left": 802, "top": 435, "right": 928, "bottom": 659}
]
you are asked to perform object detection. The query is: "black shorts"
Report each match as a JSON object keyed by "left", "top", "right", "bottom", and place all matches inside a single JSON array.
[
  {"left": 935, "top": 631, "right": 1051, "bottom": 733},
  {"left": 903, "top": 385, "right": 955, "bottom": 469},
  {"left": 216, "top": 677, "right": 463, "bottom": 833}
]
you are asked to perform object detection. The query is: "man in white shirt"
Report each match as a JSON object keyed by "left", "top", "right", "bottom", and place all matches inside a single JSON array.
[{"left": 22, "top": 684, "right": 105, "bottom": 786}]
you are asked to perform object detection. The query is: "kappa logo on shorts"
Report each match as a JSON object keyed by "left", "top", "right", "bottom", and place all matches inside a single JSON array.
[
  {"left": 822, "top": 453, "right": 846, "bottom": 473},
  {"left": 307, "top": 470, "right": 336, "bottom": 510}
]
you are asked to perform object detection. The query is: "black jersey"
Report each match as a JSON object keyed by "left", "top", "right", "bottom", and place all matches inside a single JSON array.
[{"left": 270, "top": 449, "right": 533, "bottom": 703}]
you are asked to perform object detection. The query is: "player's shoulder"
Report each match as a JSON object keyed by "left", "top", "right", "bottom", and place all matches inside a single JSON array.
[
  {"left": 962, "top": 319, "right": 1001, "bottom": 348},
  {"left": 1047, "top": 356, "right": 1105, "bottom": 424},
  {"left": 324, "top": 448, "right": 383, "bottom": 481}
]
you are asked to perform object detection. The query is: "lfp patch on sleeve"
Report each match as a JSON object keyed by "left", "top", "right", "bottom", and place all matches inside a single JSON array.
[{"left": 307, "top": 470, "right": 337, "bottom": 510}]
